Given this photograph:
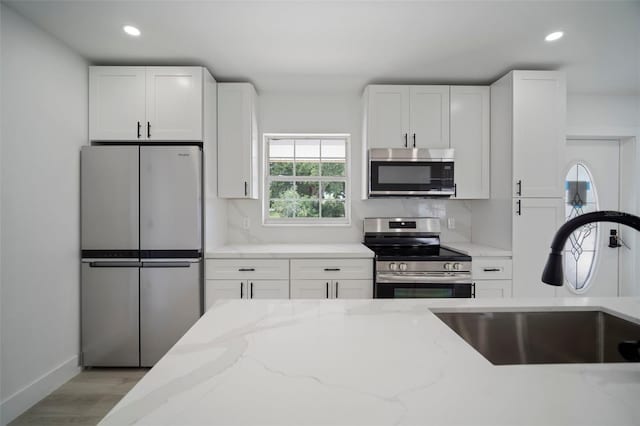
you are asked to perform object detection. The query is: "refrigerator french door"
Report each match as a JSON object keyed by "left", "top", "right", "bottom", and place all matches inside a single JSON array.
[{"left": 81, "top": 145, "right": 203, "bottom": 367}]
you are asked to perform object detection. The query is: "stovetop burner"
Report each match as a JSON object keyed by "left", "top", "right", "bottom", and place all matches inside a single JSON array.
[{"left": 362, "top": 217, "right": 471, "bottom": 262}]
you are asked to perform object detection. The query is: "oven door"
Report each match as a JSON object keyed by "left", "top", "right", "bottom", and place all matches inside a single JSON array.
[
  {"left": 375, "top": 273, "right": 474, "bottom": 298},
  {"left": 369, "top": 160, "right": 455, "bottom": 196}
]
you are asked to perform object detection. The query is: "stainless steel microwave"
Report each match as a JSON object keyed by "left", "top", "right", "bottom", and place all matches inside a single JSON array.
[{"left": 368, "top": 148, "right": 455, "bottom": 197}]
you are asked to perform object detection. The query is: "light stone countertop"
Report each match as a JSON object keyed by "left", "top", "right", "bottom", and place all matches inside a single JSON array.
[
  {"left": 443, "top": 241, "right": 513, "bottom": 257},
  {"left": 101, "top": 297, "right": 640, "bottom": 426},
  {"left": 206, "top": 243, "right": 375, "bottom": 258}
]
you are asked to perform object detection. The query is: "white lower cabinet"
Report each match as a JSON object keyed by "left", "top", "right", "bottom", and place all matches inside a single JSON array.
[
  {"left": 206, "top": 257, "right": 374, "bottom": 307},
  {"left": 472, "top": 257, "right": 513, "bottom": 299},
  {"left": 249, "top": 280, "right": 290, "bottom": 299},
  {"left": 290, "top": 279, "right": 372, "bottom": 299},
  {"left": 290, "top": 280, "right": 331, "bottom": 299},
  {"left": 334, "top": 279, "right": 373, "bottom": 299},
  {"left": 474, "top": 280, "right": 513, "bottom": 298},
  {"left": 206, "top": 279, "right": 290, "bottom": 308}
]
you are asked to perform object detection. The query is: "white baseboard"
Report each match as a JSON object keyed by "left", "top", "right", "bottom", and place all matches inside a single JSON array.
[{"left": 1, "top": 355, "right": 80, "bottom": 426}]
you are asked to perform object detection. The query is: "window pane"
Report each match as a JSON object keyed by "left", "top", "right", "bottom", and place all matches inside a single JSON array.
[
  {"left": 269, "top": 200, "right": 295, "bottom": 218},
  {"left": 321, "top": 200, "right": 345, "bottom": 218},
  {"left": 269, "top": 140, "right": 294, "bottom": 159},
  {"left": 322, "top": 181, "right": 346, "bottom": 200},
  {"left": 269, "top": 181, "right": 294, "bottom": 199},
  {"left": 296, "top": 200, "right": 320, "bottom": 218},
  {"left": 270, "top": 161, "right": 294, "bottom": 176},
  {"left": 295, "top": 140, "right": 320, "bottom": 158},
  {"left": 321, "top": 140, "right": 345, "bottom": 158},
  {"left": 296, "top": 181, "right": 319, "bottom": 199},
  {"left": 295, "top": 160, "right": 319, "bottom": 176},
  {"left": 321, "top": 161, "right": 345, "bottom": 177}
]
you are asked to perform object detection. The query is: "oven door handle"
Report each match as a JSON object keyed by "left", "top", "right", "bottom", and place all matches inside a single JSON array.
[{"left": 376, "top": 273, "right": 472, "bottom": 284}]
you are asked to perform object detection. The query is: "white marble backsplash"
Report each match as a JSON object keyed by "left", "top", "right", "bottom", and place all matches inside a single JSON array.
[{"left": 227, "top": 198, "right": 472, "bottom": 244}]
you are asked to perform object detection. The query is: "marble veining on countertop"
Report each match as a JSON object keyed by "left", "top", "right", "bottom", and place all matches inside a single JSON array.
[
  {"left": 206, "top": 243, "right": 375, "bottom": 258},
  {"left": 442, "top": 241, "right": 512, "bottom": 257},
  {"left": 101, "top": 297, "right": 640, "bottom": 426}
]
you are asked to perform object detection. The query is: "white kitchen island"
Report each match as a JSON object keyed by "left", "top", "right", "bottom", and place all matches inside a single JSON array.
[{"left": 100, "top": 298, "right": 640, "bottom": 425}]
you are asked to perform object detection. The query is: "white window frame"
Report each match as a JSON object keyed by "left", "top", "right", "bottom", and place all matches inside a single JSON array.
[{"left": 262, "top": 133, "right": 351, "bottom": 226}]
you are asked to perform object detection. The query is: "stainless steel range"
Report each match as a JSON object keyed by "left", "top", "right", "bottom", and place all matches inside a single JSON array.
[{"left": 363, "top": 217, "right": 473, "bottom": 298}]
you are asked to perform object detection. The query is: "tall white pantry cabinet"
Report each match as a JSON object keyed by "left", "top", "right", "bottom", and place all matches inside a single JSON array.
[{"left": 473, "top": 70, "right": 566, "bottom": 298}]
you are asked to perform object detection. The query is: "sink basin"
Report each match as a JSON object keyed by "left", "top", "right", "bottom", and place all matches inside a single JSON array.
[{"left": 434, "top": 310, "right": 640, "bottom": 365}]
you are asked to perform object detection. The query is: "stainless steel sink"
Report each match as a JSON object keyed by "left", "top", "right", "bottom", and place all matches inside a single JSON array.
[{"left": 434, "top": 310, "right": 640, "bottom": 365}]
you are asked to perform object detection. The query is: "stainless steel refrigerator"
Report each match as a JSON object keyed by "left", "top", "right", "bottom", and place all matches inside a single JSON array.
[{"left": 80, "top": 145, "right": 203, "bottom": 367}]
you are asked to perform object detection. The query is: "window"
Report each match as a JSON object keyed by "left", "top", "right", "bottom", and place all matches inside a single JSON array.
[
  {"left": 264, "top": 134, "right": 349, "bottom": 225},
  {"left": 563, "top": 162, "right": 599, "bottom": 292}
]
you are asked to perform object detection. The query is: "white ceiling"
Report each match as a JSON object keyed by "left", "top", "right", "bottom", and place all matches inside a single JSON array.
[{"left": 5, "top": 0, "right": 640, "bottom": 94}]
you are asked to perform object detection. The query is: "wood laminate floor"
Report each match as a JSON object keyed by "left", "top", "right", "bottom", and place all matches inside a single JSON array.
[{"left": 9, "top": 368, "right": 148, "bottom": 426}]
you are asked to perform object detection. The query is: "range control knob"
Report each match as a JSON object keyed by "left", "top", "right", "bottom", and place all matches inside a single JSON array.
[
  {"left": 453, "top": 263, "right": 462, "bottom": 271},
  {"left": 444, "top": 263, "right": 453, "bottom": 271},
  {"left": 399, "top": 263, "right": 408, "bottom": 271},
  {"left": 389, "top": 262, "right": 398, "bottom": 271}
]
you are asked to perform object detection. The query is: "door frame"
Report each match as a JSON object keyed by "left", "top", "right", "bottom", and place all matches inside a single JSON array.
[{"left": 566, "top": 134, "right": 638, "bottom": 296}]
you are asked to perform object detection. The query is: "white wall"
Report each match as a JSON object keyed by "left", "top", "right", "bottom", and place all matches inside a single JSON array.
[
  {"left": 0, "top": 5, "right": 87, "bottom": 424},
  {"left": 226, "top": 91, "right": 472, "bottom": 244},
  {"left": 567, "top": 93, "right": 640, "bottom": 296}
]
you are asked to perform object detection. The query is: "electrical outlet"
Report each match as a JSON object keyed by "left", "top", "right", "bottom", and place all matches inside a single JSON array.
[
  {"left": 447, "top": 218, "right": 456, "bottom": 229},
  {"left": 242, "top": 217, "right": 250, "bottom": 230}
]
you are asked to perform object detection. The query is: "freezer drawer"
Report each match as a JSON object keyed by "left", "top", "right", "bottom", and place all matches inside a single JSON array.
[
  {"left": 140, "top": 146, "right": 202, "bottom": 254},
  {"left": 81, "top": 262, "right": 140, "bottom": 366},
  {"left": 140, "top": 260, "right": 202, "bottom": 366},
  {"left": 81, "top": 146, "right": 139, "bottom": 251}
]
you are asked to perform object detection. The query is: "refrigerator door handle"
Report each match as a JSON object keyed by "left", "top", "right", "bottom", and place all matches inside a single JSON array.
[
  {"left": 142, "top": 262, "right": 191, "bottom": 268},
  {"left": 89, "top": 261, "right": 142, "bottom": 268}
]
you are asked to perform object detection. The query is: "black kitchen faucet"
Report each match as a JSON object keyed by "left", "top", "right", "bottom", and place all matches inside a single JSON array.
[{"left": 541, "top": 210, "right": 640, "bottom": 362}]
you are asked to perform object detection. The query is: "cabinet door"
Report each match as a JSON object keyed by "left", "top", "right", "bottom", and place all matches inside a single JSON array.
[
  {"left": 366, "top": 85, "right": 410, "bottom": 148},
  {"left": 206, "top": 280, "right": 244, "bottom": 309},
  {"left": 145, "top": 67, "right": 203, "bottom": 141},
  {"left": 334, "top": 279, "right": 373, "bottom": 299},
  {"left": 512, "top": 71, "right": 566, "bottom": 198},
  {"left": 218, "top": 83, "right": 258, "bottom": 198},
  {"left": 290, "top": 280, "right": 330, "bottom": 299},
  {"left": 248, "top": 280, "right": 290, "bottom": 299},
  {"left": 450, "top": 86, "right": 490, "bottom": 199},
  {"left": 512, "top": 198, "right": 563, "bottom": 297},
  {"left": 409, "top": 86, "right": 450, "bottom": 148},
  {"left": 474, "top": 280, "right": 512, "bottom": 298},
  {"left": 89, "top": 66, "right": 146, "bottom": 141}
]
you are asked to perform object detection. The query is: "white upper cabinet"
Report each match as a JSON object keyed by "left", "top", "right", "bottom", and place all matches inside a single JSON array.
[
  {"left": 89, "top": 66, "right": 204, "bottom": 142},
  {"left": 512, "top": 71, "right": 566, "bottom": 198},
  {"left": 145, "top": 67, "right": 203, "bottom": 141},
  {"left": 364, "top": 85, "right": 410, "bottom": 148},
  {"left": 450, "top": 86, "right": 490, "bottom": 199},
  {"left": 89, "top": 67, "right": 146, "bottom": 141},
  {"left": 364, "top": 85, "right": 450, "bottom": 149},
  {"left": 217, "top": 83, "right": 259, "bottom": 199},
  {"left": 409, "top": 85, "right": 450, "bottom": 148}
]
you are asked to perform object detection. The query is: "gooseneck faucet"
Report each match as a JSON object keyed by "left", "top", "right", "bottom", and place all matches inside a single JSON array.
[{"left": 541, "top": 211, "right": 640, "bottom": 286}]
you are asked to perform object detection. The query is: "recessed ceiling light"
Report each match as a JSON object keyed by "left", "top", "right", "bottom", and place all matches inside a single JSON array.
[
  {"left": 545, "top": 31, "right": 563, "bottom": 42},
  {"left": 123, "top": 25, "right": 141, "bottom": 37}
]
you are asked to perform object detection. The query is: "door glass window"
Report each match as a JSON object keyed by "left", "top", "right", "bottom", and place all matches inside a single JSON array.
[{"left": 564, "top": 163, "right": 598, "bottom": 291}]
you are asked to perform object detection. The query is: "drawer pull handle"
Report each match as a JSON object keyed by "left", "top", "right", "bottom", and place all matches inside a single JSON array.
[
  {"left": 483, "top": 268, "right": 502, "bottom": 272},
  {"left": 238, "top": 268, "right": 255, "bottom": 272},
  {"left": 324, "top": 268, "right": 341, "bottom": 271}
]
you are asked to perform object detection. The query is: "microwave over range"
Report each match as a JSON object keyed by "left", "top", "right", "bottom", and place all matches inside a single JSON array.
[{"left": 368, "top": 148, "right": 455, "bottom": 197}]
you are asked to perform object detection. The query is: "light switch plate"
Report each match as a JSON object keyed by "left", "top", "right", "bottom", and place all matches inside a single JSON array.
[{"left": 447, "top": 218, "right": 456, "bottom": 229}]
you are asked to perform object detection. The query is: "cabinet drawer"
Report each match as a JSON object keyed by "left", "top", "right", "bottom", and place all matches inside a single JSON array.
[
  {"left": 290, "top": 259, "right": 373, "bottom": 280},
  {"left": 206, "top": 259, "right": 289, "bottom": 280},
  {"left": 474, "top": 280, "right": 513, "bottom": 298},
  {"left": 472, "top": 258, "right": 512, "bottom": 280}
]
